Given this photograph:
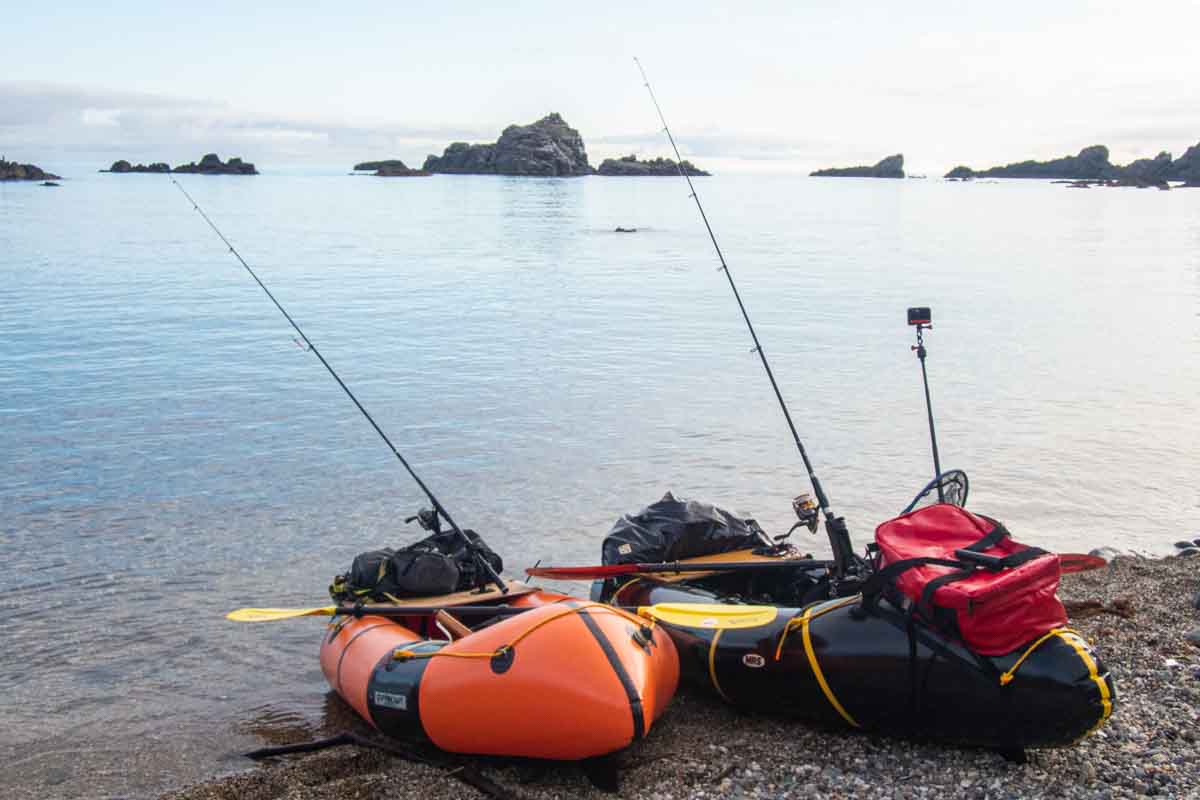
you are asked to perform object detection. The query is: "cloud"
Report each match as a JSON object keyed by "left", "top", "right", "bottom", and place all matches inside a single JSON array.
[
  {"left": 0, "top": 81, "right": 498, "bottom": 165},
  {"left": 0, "top": 82, "right": 206, "bottom": 127},
  {"left": 8, "top": 79, "right": 1194, "bottom": 175},
  {"left": 3, "top": 80, "right": 842, "bottom": 170},
  {"left": 590, "top": 130, "right": 847, "bottom": 163}
]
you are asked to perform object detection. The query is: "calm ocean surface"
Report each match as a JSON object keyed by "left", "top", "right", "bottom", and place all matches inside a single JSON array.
[{"left": 1, "top": 169, "right": 1197, "bottom": 798}]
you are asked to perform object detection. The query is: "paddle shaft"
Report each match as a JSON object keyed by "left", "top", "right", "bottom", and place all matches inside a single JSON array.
[
  {"left": 529, "top": 553, "right": 1102, "bottom": 580},
  {"left": 339, "top": 604, "right": 561, "bottom": 618},
  {"left": 528, "top": 558, "right": 834, "bottom": 580}
]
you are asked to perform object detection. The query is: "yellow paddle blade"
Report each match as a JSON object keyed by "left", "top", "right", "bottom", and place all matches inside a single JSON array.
[
  {"left": 226, "top": 606, "right": 337, "bottom": 622},
  {"left": 639, "top": 603, "right": 778, "bottom": 630}
]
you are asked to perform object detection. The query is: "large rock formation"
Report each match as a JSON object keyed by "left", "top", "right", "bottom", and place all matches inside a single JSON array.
[
  {"left": 103, "top": 160, "right": 170, "bottom": 173},
  {"left": 596, "top": 154, "right": 709, "bottom": 176},
  {"left": 946, "top": 140, "right": 1200, "bottom": 183},
  {"left": 1165, "top": 141, "right": 1200, "bottom": 183},
  {"left": 422, "top": 113, "right": 592, "bottom": 176},
  {"left": 945, "top": 146, "right": 1112, "bottom": 180},
  {"left": 811, "top": 154, "right": 904, "bottom": 178},
  {"left": 173, "top": 154, "right": 258, "bottom": 175},
  {"left": 1, "top": 158, "right": 61, "bottom": 181},
  {"left": 353, "top": 159, "right": 429, "bottom": 177}
]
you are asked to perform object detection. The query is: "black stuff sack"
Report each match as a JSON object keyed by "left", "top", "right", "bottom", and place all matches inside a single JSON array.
[
  {"left": 331, "top": 529, "right": 503, "bottom": 602},
  {"left": 601, "top": 492, "right": 771, "bottom": 566}
]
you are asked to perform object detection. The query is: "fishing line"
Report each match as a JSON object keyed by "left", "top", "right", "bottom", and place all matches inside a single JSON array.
[
  {"left": 169, "top": 174, "right": 506, "bottom": 593},
  {"left": 633, "top": 58, "right": 858, "bottom": 578}
]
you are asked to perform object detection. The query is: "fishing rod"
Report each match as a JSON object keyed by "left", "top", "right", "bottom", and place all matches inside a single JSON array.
[
  {"left": 633, "top": 58, "right": 858, "bottom": 580},
  {"left": 169, "top": 174, "right": 507, "bottom": 594}
]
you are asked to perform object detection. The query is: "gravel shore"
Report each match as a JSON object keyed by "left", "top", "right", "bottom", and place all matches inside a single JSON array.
[{"left": 162, "top": 556, "right": 1199, "bottom": 800}]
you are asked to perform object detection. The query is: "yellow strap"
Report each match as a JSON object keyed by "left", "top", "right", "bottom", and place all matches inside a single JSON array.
[
  {"left": 799, "top": 603, "right": 859, "bottom": 728},
  {"left": 1055, "top": 630, "right": 1114, "bottom": 739},
  {"left": 391, "top": 603, "right": 650, "bottom": 661},
  {"left": 707, "top": 628, "right": 731, "bottom": 702},
  {"left": 999, "top": 626, "right": 1080, "bottom": 686},
  {"left": 774, "top": 596, "right": 859, "bottom": 661}
]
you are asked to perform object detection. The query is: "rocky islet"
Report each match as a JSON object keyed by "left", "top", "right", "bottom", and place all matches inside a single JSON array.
[
  {"left": 811, "top": 154, "right": 905, "bottom": 178},
  {"left": 1, "top": 158, "right": 61, "bottom": 181},
  {"left": 103, "top": 160, "right": 171, "bottom": 174},
  {"left": 422, "top": 113, "right": 593, "bottom": 176},
  {"left": 99, "top": 154, "right": 258, "bottom": 175},
  {"left": 172, "top": 154, "right": 258, "bottom": 175},
  {"left": 352, "top": 159, "right": 429, "bottom": 177},
  {"left": 945, "top": 142, "right": 1200, "bottom": 186},
  {"left": 596, "top": 154, "right": 709, "bottom": 176}
]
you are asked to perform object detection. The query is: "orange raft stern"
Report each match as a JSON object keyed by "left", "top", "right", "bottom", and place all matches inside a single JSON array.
[{"left": 320, "top": 592, "right": 679, "bottom": 761}]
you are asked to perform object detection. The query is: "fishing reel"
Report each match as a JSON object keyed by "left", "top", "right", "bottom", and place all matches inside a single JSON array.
[
  {"left": 404, "top": 507, "right": 442, "bottom": 534},
  {"left": 775, "top": 492, "right": 820, "bottom": 541},
  {"left": 792, "top": 492, "right": 820, "bottom": 533}
]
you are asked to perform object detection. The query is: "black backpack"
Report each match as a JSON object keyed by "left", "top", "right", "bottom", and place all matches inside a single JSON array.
[{"left": 331, "top": 528, "right": 503, "bottom": 602}]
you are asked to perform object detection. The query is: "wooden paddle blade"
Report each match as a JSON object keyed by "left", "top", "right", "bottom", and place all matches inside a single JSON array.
[
  {"left": 639, "top": 603, "right": 778, "bottom": 629},
  {"left": 226, "top": 606, "right": 337, "bottom": 622},
  {"left": 1059, "top": 553, "right": 1108, "bottom": 574}
]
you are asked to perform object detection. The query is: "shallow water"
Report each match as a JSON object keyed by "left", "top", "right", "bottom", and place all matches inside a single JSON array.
[{"left": 1, "top": 170, "right": 1196, "bottom": 798}]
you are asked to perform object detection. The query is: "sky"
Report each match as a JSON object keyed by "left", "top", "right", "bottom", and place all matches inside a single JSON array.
[{"left": 4, "top": 0, "right": 1199, "bottom": 174}]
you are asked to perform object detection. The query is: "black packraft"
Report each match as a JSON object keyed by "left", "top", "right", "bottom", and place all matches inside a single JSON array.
[{"left": 331, "top": 529, "right": 503, "bottom": 602}]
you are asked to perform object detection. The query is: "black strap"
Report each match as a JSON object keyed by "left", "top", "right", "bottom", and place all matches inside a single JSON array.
[
  {"left": 962, "top": 515, "right": 1010, "bottom": 553},
  {"left": 918, "top": 568, "right": 975, "bottom": 613},
  {"left": 859, "top": 556, "right": 966, "bottom": 602}
]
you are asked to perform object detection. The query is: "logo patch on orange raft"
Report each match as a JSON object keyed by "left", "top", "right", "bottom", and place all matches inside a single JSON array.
[
  {"left": 742, "top": 653, "right": 766, "bottom": 668},
  {"left": 374, "top": 690, "right": 407, "bottom": 710}
]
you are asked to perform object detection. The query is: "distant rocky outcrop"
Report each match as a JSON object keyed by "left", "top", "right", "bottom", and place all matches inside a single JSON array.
[
  {"left": 422, "top": 113, "right": 592, "bottom": 176},
  {"left": 945, "top": 142, "right": 1200, "bottom": 183},
  {"left": 597, "top": 154, "right": 709, "bottom": 176},
  {"left": 353, "top": 159, "right": 429, "bottom": 177},
  {"left": 1, "top": 158, "right": 61, "bottom": 181},
  {"left": 1166, "top": 142, "right": 1200, "bottom": 183},
  {"left": 354, "top": 160, "right": 406, "bottom": 171},
  {"left": 811, "top": 154, "right": 904, "bottom": 178},
  {"left": 945, "top": 146, "right": 1111, "bottom": 180},
  {"left": 173, "top": 154, "right": 258, "bottom": 175},
  {"left": 103, "top": 160, "right": 171, "bottom": 174},
  {"left": 1121, "top": 151, "right": 1173, "bottom": 182}
]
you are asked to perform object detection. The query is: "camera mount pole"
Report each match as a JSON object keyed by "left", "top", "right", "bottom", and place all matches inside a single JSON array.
[{"left": 911, "top": 319, "right": 945, "bottom": 503}]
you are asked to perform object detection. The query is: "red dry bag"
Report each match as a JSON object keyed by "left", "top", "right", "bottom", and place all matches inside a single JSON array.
[{"left": 871, "top": 504, "right": 1067, "bottom": 656}]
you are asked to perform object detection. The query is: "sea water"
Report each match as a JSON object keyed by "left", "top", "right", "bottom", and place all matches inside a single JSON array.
[{"left": 1, "top": 169, "right": 1196, "bottom": 798}]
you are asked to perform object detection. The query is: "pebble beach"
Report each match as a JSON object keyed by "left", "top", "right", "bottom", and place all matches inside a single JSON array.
[{"left": 160, "top": 555, "right": 1199, "bottom": 800}]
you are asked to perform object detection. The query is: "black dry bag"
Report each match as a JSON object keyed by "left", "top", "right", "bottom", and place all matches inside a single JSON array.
[{"left": 331, "top": 529, "right": 503, "bottom": 602}]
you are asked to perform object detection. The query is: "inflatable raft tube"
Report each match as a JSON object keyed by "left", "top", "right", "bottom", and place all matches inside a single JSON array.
[
  {"left": 320, "top": 589, "right": 679, "bottom": 760},
  {"left": 607, "top": 578, "right": 1113, "bottom": 750}
]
